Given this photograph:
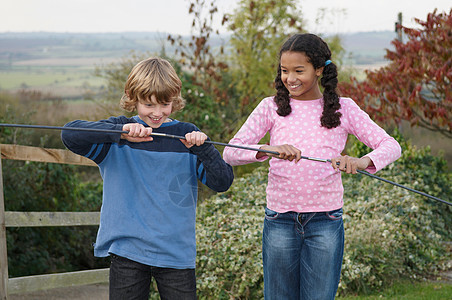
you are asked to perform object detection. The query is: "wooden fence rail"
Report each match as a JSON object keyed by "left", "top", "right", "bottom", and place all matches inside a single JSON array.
[{"left": 0, "top": 144, "right": 107, "bottom": 299}]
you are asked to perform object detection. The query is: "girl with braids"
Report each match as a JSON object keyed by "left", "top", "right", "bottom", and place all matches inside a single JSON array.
[{"left": 223, "top": 33, "right": 401, "bottom": 299}]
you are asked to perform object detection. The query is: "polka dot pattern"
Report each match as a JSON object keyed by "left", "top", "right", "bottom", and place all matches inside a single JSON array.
[{"left": 223, "top": 97, "right": 402, "bottom": 213}]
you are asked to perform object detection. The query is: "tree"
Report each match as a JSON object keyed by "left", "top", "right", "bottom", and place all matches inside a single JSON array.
[
  {"left": 167, "top": 0, "right": 241, "bottom": 139},
  {"left": 167, "top": 0, "right": 230, "bottom": 104},
  {"left": 226, "top": 0, "right": 304, "bottom": 115},
  {"left": 226, "top": 0, "right": 349, "bottom": 122},
  {"left": 338, "top": 9, "right": 452, "bottom": 138}
]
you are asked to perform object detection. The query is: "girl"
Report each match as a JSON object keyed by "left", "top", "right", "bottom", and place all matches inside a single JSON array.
[{"left": 223, "top": 33, "right": 401, "bottom": 299}]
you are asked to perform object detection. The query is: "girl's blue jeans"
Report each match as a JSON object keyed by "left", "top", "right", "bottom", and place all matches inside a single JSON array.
[
  {"left": 263, "top": 207, "right": 344, "bottom": 300},
  {"left": 109, "top": 254, "right": 196, "bottom": 300}
]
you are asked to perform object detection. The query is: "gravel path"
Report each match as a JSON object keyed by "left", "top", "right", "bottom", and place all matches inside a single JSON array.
[{"left": 8, "top": 283, "right": 108, "bottom": 300}]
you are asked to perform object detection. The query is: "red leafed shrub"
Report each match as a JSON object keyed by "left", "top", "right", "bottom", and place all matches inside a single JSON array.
[{"left": 338, "top": 9, "right": 451, "bottom": 138}]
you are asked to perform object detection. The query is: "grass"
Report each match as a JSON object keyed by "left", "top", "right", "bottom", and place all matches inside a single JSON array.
[{"left": 337, "top": 280, "right": 452, "bottom": 299}]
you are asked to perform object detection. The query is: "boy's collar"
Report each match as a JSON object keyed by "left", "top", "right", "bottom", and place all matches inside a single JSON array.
[{"left": 132, "top": 116, "right": 177, "bottom": 128}]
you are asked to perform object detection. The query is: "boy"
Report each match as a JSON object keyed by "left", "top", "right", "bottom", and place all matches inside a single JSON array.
[{"left": 61, "top": 57, "right": 234, "bottom": 299}]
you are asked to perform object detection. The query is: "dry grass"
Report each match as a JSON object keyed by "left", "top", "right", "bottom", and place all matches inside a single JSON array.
[
  {"left": 400, "top": 122, "right": 451, "bottom": 170},
  {"left": 31, "top": 100, "right": 112, "bottom": 125}
]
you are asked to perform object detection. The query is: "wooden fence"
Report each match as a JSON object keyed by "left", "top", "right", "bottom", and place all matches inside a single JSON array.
[{"left": 0, "top": 144, "right": 109, "bottom": 299}]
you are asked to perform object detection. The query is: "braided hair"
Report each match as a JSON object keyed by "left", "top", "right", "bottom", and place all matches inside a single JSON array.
[{"left": 274, "top": 33, "right": 341, "bottom": 128}]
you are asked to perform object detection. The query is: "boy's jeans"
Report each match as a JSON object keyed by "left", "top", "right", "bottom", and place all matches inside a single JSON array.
[
  {"left": 263, "top": 207, "right": 344, "bottom": 300},
  {"left": 109, "top": 254, "right": 196, "bottom": 300}
]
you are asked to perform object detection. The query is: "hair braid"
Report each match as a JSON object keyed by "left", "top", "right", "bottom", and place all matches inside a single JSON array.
[
  {"left": 320, "top": 62, "right": 341, "bottom": 128},
  {"left": 274, "top": 66, "right": 291, "bottom": 116}
]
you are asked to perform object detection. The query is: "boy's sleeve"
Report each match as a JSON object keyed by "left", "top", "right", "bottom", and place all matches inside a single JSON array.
[
  {"left": 61, "top": 119, "right": 125, "bottom": 162},
  {"left": 189, "top": 143, "right": 234, "bottom": 193}
]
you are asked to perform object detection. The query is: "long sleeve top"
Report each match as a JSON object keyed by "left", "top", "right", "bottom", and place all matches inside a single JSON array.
[
  {"left": 61, "top": 116, "right": 233, "bottom": 269},
  {"left": 223, "top": 97, "right": 401, "bottom": 213}
]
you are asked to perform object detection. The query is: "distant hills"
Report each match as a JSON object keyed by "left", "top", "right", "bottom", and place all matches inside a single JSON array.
[
  {"left": 339, "top": 31, "right": 396, "bottom": 64},
  {"left": 0, "top": 31, "right": 397, "bottom": 70},
  {"left": 0, "top": 32, "right": 170, "bottom": 66}
]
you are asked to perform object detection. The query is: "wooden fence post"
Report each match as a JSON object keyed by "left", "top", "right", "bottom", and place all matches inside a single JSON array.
[{"left": 0, "top": 145, "right": 9, "bottom": 299}]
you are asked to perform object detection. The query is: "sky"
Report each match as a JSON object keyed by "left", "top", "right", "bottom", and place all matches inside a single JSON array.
[{"left": 0, "top": 0, "right": 450, "bottom": 35}]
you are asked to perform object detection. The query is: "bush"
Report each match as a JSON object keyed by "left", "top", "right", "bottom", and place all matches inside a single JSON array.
[
  {"left": 4, "top": 161, "right": 107, "bottom": 277},
  {"left": 196, "top": 169, "right": 267, "bottom": 299},
  {"left": 339, "top": 132, "right": 451, "bottom": 295},
  {"left": 194, "top": 133, "right": 451, "bottom": 298}
]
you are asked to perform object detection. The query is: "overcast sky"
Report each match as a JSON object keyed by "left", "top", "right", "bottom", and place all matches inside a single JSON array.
[{"left": 1, "top": 0, "right": 450, "bottom": 35}]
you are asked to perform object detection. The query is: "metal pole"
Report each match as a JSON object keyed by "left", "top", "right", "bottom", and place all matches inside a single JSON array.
[
  {"left": 0, "top": 123, "right": 279, "bottom": 155},
  {"left": 1, "top": 123, "right": 450, "bottom": 206},
  {"left": 321, "top": 158, "right": 451, "bottom": 206}
]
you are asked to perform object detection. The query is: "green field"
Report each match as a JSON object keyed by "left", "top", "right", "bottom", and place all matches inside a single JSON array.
[
  {"left": 0, "top": 68, "right": 103, "bottom": 89},
  {"left": 0, "top": 66, "right": 108, "bottom": 101}
]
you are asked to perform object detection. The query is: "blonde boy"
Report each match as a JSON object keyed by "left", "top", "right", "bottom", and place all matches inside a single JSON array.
[{"left": 62, "top": 57, "right": 233, "bottom": 299}]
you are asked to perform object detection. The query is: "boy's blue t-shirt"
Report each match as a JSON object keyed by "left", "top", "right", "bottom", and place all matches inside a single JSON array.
[{"left": 61, "top": 116, "right": 233, "bottom": 269}]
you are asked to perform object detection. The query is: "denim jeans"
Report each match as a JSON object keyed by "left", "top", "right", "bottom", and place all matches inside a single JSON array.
[
  {"left": 263, "top": 207, "right": 344, "bottom": 300},
  {"left": 109, "top": 254, "right": 197, "bottom": 300}
]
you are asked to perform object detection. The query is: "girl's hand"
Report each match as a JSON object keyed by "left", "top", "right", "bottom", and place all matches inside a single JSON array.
[
  {"left": 258, "top": 144, "right": 301, "bottom": 163},
  {"left": 331, "top": 155, "right": 373, "bottom": 174},
  {"left": 180, "top": 131, "right": 208, "bottom": 148},
  {"left": 121, "top": 123, "right": 153, "bottom": 142}
]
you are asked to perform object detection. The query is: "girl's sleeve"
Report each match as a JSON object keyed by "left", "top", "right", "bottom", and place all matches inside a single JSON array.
[
  {"left": 343, "top": 99, "right": 402, "bottom": 173},
  {"left": 223, "top": 98, "right": 275, "bottom": 166}
]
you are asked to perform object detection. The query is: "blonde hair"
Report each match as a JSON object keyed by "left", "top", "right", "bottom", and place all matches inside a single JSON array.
[{"left": 120, "top": 57, "right": 185, "bottom": 112}]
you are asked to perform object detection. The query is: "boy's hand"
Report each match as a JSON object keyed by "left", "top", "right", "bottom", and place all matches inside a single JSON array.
[
  {"left": 121, "top": 123, "right": 153, "bottom": 142},
  {"left": 180, "top": 131, "right": 208, "bottom": 148}
]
